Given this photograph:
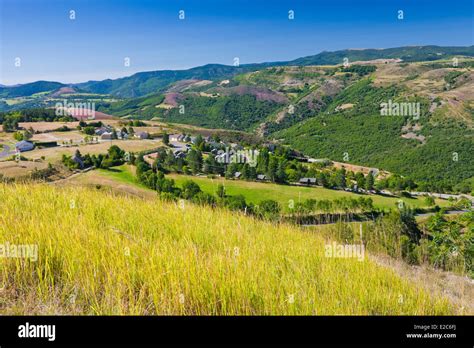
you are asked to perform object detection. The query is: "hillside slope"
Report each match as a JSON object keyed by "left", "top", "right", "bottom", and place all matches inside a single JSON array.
[
  {"left": 0, "top": 184, "right": 452, "bottom": 315},
  {"left": 2, "top": 45, "right": 473, "bottom": 100}
]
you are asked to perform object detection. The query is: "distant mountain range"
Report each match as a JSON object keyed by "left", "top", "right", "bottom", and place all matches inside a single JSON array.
[{"left": 1, "top": 45, "right": 473, "bottom": 99}]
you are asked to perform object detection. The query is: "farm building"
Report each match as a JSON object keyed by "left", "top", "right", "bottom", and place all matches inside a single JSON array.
[
  {"left": 95, "top": 127, "right": 111, "bottom": 136},
  {"left": 299, "top": 177, "right": 317, "bottom": 185},
  {"left": 170, "top": 134, "right": 185, "bottom": 142},
  {"left": 135, "top": 132, "right": 149, "bottom": 140},
  {"left": 15, "top": 140, "right": 35, "bottom": 152},
  {"left": 101, "top": 132, "right": 114, "bottom": 140},
  {"left": 174, "top": 151, "right": 186, "bottom": 159},
  {"left": 72, "top": 153, "right": 85, "bottom": 169},
  {"left": 116, "top": 130, "right": 128, "bottom": 140}
]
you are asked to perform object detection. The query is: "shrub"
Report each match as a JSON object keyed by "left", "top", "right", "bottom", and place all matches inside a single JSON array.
[
  {"left": 181, "top": 180, "right": 201, "bottom": 200},
  {"left": 257, "top": 199, "right": 281, "bottom": 220}
]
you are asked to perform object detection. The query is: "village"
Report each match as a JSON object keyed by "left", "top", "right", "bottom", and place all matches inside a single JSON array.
[{"left": 2, "top": 117, "right": 473, "bottom": 209}]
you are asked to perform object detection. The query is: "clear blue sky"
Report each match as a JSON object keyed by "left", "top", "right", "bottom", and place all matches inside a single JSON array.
[{"left": 1, "top": 0, "right": 472, "bottom": 85}]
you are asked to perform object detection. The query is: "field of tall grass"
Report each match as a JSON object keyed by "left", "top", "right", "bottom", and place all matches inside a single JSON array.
[{"left": 0, "top": 184, "right": 453, "bottom": 315}]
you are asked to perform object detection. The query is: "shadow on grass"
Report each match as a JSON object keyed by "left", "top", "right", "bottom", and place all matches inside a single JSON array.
[{"left": 104, "top": 167, "right": 122, "bottom": 173}]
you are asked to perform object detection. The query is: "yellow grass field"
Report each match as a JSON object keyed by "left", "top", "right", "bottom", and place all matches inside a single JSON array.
[{"left": 0, "top": 184, "right": 453, "bottom": 315}]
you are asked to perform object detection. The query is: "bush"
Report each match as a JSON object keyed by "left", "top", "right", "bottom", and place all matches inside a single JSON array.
[
  {"left": 160, "top": 192, "right": 177, "bottom": 202},
  {"left": 401, "top": 235, "right": 420, "bottom": 265},
  {"left": 83, "top": 126, "right": 96, "bottom": 135},
  {"left": 257, "top": 199, "right": 281, "bottom": 220},
  {"left": 224, "top": 195, "right": 248, "bottom": 212},
  {"left": 191, "top": 192, "right": 216, "bottom": 206},
  {"left": 181, "top": 180, "right": 201, "bottom": 200}
]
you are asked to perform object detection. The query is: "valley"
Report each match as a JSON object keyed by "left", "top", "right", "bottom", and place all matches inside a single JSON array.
[{"left": 1, "top": 45, "right": 473, "bottom": 317}]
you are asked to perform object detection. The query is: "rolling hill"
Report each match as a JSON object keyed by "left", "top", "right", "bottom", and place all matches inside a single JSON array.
[
  {"left": 2, "top": 46, "right": 473, "bottom": 192},
  {"left": 2, "top": 45, "right": 473, "bottom": 100}
]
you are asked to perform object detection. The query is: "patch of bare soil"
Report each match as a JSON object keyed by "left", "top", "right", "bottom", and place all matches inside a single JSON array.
[
  {"left": 401, "top": 132, "right": 426, "bottom": 144},
  {"left": 370, "top": 253, "right": 474, "bottom": 314},
  {"left": 53, "top": 170, "right": 157, "bottom": 200}
]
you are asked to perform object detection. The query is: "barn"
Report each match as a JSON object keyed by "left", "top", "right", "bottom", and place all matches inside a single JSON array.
[{"left": 15, "top": 141, "right": 35, "bottom": 152}]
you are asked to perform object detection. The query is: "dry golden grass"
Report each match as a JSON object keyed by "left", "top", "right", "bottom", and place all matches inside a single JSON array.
[
  {"left": 18, "top": 122, "right": 81, "bottom": 133},
  {"left": 0, "top": 161, "right": 48, "bottom": 178},
  {"left": 0, "top": 184, "right": 453, "bottom": 315}
]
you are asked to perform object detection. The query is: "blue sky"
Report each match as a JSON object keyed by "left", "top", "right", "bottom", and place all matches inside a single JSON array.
[{"left": 1, "top": 0, "right": 472, "bottom": 85}]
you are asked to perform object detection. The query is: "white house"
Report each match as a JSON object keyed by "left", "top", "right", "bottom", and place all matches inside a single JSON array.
[
  {"left": 135, "top": 131, "right": 149, "bottom": 140},
  {"left": 101, "top": 132, "right": 114, "bottom": 140}
]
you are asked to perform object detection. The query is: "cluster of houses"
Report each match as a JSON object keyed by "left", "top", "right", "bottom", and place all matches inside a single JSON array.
[
  {"left": 95, "top": 126, "right": 149, "bottom": 141},
  {"left": 13, "top": 124, "right": 153, "bottom": 154},
  {"left": 233, "top": 171, "right": 268, "bottom": 181}
]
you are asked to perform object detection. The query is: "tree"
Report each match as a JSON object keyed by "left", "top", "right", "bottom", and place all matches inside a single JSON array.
[
  {"left": 355, "top": 172, "right": 365, "bottom": 190},
  {"left": 318, "top": 172, "right": 330, "bottom": 188},
  {"left": 108, "top": 145, "right": 124, "bottom": 160},
  {"left": 162, "top": 132, "right": 169, "bottom": 146},
  {"left": 275, "top": 162, "right": 287, "bottom": 183},
  {"left": 191, "top": 192, "right": 216, "bottom": 206},
  {"left": 195, "top": 134, "right": 205, "bottom": 151},
  {"left": 83, "top": 126, "right": 95, "bottom": 135},
  {"left": 258, "top": 200, "right": 281, "bottom": 220},
  {"left": 335, "top": 168, "right": 347, "bottom": 188},
  {"left": 216, "top": 184, "right": 226, "bottom": 199},
  {"left": 266, "top": 156, "right": 278, "bottom": 182},
  {"left": 186, "top": 149, "right": 202, "bottom": 174},
  {"left": 2, "top": 112, "right": 20, "bottom": 132},
  {"left": 181, "top": 180, "right": 201, "bottom": 199},
  {"left": 365, "top": 172, "right": 375, "bottom": 191},
  {"left": 224, "top": 195, "right": 247, "bottom": 211},
  {"left": 13, "top": 131, "right": 24, "bottom": 141},
  {"left": 225, "top": 163, "right": 238, "bottom": 179},
  {"left": 424, "top": 196, "right": 436, "bottom": 207},
  {"left": 241, "top": 163, "right": 250, "bottom": 179}
]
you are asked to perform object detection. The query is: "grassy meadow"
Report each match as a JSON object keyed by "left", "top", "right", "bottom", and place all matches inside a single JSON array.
[
  {"left": 0, "top": 184, "right": 453, "bottom": 315},
  {"left": 168, "top": 174, "right": 447, "bottom": 211},
  {"left": 105, "top": 165, "right": 449, "bottom": 211}
]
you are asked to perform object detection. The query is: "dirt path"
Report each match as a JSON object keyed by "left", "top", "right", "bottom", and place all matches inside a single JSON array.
[{"left": 370, "top": 253, "right": 474, "bottom": 314}]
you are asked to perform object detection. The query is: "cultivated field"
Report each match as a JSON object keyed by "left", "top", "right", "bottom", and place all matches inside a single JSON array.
[{"left": 0, "top": 184, "right": 453, "bottom": 315}]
